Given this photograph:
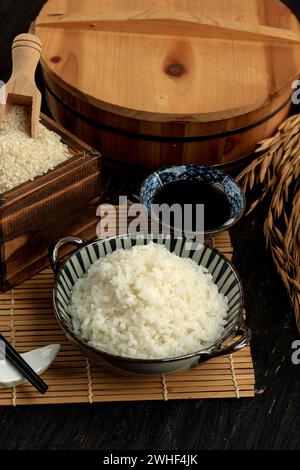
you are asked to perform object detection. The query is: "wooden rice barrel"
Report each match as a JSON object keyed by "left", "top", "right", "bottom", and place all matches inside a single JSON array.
[{"left": 33, "top": 0, "right": 300, "bottom": 170}]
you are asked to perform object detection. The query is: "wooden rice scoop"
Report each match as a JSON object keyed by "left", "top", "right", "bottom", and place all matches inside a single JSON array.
[{"left": 0, "top": 34, "right": 42, "bottom": 139}]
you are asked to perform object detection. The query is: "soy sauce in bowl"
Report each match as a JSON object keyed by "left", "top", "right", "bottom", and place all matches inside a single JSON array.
[{"left": 152, "top": 180, "right": 231, "bottom": 232}]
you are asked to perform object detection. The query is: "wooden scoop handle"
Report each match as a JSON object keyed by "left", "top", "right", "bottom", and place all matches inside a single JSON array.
[
  {"left": 9, "top": 34, "right": 42, "bottom": 94},
  {"left": 5, "top": 34, "right": 42, "bottom": 138}
]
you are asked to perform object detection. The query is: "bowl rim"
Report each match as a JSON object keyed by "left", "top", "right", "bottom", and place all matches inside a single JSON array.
[
  {"left": 139, "top": 164, "right": 246, "bottom": 236},
  {"left": 52, "top": 233, "right": 245, "bottom": 364}
]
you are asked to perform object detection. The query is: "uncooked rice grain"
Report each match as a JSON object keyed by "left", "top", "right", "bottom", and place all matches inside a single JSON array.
[
  {"left": 69, "top": 243, "right": 228, "bottom": 359},
  {"left": 0, "top": 106, "right": 71, "bottom": 193}
]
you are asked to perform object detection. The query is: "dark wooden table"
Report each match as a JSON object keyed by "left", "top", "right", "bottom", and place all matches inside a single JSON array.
[{"left": 0, "top": 0, "right": 299, "bottom": 451}]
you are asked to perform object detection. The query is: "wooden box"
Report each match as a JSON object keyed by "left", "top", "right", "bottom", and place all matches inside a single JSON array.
[{"left": 0, "top": 114, "right": 103, "bottom": 292}]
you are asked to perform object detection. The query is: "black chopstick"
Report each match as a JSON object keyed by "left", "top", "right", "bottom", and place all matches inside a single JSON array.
[{"left": 0, "top": 333, "right": 48, "bottom": 395}]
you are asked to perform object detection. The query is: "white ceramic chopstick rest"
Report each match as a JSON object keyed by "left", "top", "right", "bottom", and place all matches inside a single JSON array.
[{"left": 0, "top": 344, "right": 60, "bottom": 389}]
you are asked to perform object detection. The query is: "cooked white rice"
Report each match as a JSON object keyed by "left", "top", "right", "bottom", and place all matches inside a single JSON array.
[
  {"left": 0, "top": 106, "right": 71, "bottom": 193},
  {"left": 69, "top": 243, "right": 228, "bottom": 359}
]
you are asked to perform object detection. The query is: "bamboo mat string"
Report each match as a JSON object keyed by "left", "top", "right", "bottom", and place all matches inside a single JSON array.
[
  {"left": 10, "top": 289, "right": 17, "bottom": 407},
  {"left": 161, "top": 375, "right": 168, "bottom": 401},
  {"left": 229, "top": 354, "right": 240, "bottom": 399},
  {"left": 86, "top": 358, "right": 94, "bottom": 404},
  {"left": 211, "top": 237, "right": 216, "bottom": 249},
  {"left": 213, "top": 230, "right": 241, "bottom": 399}
]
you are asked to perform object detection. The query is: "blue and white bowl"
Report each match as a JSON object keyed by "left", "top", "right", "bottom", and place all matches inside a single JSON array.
[
  {"left": 49, "top": 235, "right": 250, "bottom": 376},
  {"left": 140, "top": 165, "right": 246, "bottom": 236}
]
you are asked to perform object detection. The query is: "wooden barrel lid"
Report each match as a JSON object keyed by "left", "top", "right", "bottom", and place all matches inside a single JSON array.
[{"left": 34, "top": 0, "right": 300, "bottom": 122}]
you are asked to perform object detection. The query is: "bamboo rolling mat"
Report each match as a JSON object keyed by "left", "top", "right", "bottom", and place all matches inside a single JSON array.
[{"left": 0, "top": 226, "right": 255, "bottom": 406}]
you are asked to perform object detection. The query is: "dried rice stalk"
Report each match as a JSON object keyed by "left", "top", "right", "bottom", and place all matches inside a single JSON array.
[{"left": 237, "top": 114, "right": 300, "bottom": 332}]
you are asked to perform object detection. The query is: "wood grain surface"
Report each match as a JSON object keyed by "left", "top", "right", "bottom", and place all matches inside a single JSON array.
[
  {"left": 34, "top": 9, "right": 300, "bottom": 46},
  {"left": 35, "top": 0, "right": 300, "bottom": 116},
  {"left": 32, "top": 0, "right": 299, "bottom": 168},
  {"left": 0, "top": 0, "right": 299, "bottom": 451}
]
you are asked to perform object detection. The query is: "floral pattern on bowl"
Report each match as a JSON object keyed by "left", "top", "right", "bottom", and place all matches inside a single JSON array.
[{"left": 140, "top": 165, "right": 246, "bottom": 235}]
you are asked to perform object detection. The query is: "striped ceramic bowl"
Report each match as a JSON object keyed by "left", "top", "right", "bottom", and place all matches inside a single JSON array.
[{"left": 49, "top": 235, "right": 250, "bottom": 376}]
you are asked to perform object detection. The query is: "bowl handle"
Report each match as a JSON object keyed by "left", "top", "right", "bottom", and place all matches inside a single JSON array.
[
  {"left": 49, "top": 236, "right": 87, "bottom": 275},
  {"left": 198, "top": 317, "right": 251, "bottom": 364}
]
